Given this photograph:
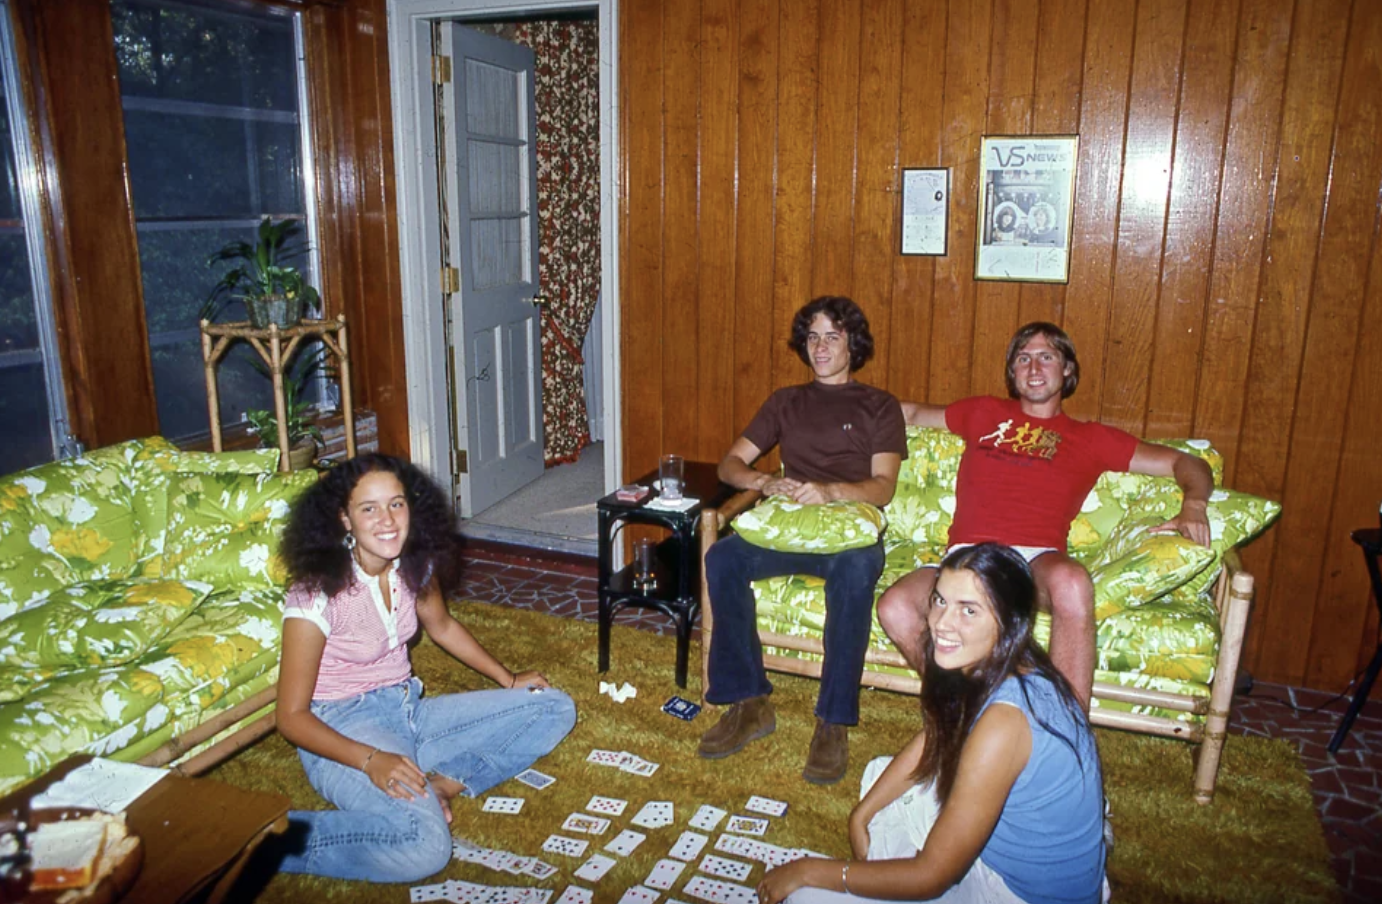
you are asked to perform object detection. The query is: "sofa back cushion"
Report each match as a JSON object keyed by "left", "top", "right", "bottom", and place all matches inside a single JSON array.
[
  {"left": 162, "top": 470, "right": 317, "bottom": 588},
  {"left": 126, "top": 437, "right": 281, "bottom": 576},
  {"left": 0, "top": 440, "right": 148, "bottom": 611}
]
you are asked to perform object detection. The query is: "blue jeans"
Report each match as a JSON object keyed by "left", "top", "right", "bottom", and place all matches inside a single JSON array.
[
  {"left": 278, "top": 677, "right": 576, "bottom": 882},
  {"left": 705, "top": 533, "right": 884, "bottom": 725}
]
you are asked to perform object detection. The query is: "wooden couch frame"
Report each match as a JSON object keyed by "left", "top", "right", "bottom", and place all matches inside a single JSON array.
[{"left": 698, "top": 489, "right": 1255, "bottom": 805}]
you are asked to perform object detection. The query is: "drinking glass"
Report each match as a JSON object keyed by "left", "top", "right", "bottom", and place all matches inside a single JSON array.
[
  {"left": 633, "top": 538, "right": 658, "bottom": 590},
  {"left": 659, "top": 454, "right": 685, "bottom": 501}
]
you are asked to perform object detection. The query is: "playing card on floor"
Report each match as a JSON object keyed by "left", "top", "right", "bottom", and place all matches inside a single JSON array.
[
  {"left": 605, "top": 828, "right": 646, "bottom": 857},
  {"left": 631, "top": 800, "right": 674, "bottom": 829},
  {"left": 521, "top": 859, "right": 560, "bottom": 880},
  {"left": 543, "top": 834, "right": 590, "bottom": 858},
  {"left": 669, "top": 830, "right": 709, "bottom": 862},
  {"left": 644, "top": 858, "right": 686, "bottom": 890},
  {"left": 621, "top": 755, "right": 660, "bottom": 777},
  {"left": 744, "top": 795, "right": 788, "bottom": 818},
  {"left": 452, "top": 837, "right": 485, "bottom": 862},
  {"left": 554, "top": 887, "right": 594, "bottom": 904},
  {"left": 573, "top": 852, "right": 618, "bottom": 882},
  {"left": 563, "top": 813, "right": 612, "bottom": 835},
  {"left": 482, "top": 796, "right": 525, "bottom": 815},
  {"left": 617, "top": 886, "right": 660, "bottom": 904},
  {"left": 515, "top": 769, "right": 556, "bottom": 790},
  {"left": 725, "top": 815, "right": 769, "bottom": 836},
  {"left": 587, "top": 749, "right": 626, "bottom": 766},
  {"left": 699, "top": 854, "right": 753, "bottom": 883},
  {"left": 689, "top": 804, "right": 727, "bottom": 831},
  {"left": 480, "top": 848, "right": 522, "bottom": 873},
  {"left": 586, "top": 795, "right": 628, "bottom": 816},
  {"left": 409, "top": 883, "right": 447, "bottom": 902},
  {"left": 683, "top": 876, "right": 759, "bottom": 904}
]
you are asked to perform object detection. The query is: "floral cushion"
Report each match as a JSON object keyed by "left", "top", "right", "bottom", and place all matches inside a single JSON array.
[
  {"left": 1088, "top": 533, "right": 1217, "bottom": 620},
  {"left": 733, "top": 497, "right": 886, "bottom": 553},
  {"left": 162, "top": 470, "right": 316, "bottom": 588},
  {"left": 0, "top": 441, "right": 146, "bottom": 604},
  {"left": 0, "top": 578, "right": 212, "bottom": 673},
  {"left": 127, "top": 437, "right": 281, "bottom": 576}
]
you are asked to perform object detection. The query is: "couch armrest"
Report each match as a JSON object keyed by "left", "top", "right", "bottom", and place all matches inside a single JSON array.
[{"left": 698, "top": 489, "right": 762, "bottom": 701}]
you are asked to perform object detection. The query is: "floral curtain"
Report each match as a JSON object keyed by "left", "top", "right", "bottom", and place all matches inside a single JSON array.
[{"left": 511, "top": 20, "right": 601, "bottom": 465}]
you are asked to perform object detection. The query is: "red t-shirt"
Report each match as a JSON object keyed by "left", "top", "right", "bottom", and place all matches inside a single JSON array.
[{"left": 945, "top": 396, "right": 1139, "bottom": 550}]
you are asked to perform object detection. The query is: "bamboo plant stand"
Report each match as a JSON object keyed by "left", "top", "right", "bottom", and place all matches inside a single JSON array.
[{"left": 199, "top": 315, "right": 356, "bottom": 472}]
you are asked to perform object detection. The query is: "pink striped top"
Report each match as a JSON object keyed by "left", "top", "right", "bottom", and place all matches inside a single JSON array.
[{"left": 282, "top": 559, "right": 419, "bottom": 701}]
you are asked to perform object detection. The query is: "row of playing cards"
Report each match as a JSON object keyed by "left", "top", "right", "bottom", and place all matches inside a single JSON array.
[
  {"left": 410, "top": 880, "right": 553, "bottom": 904},
  {"left": 452, "top": 838, "right": 559, "bottom": 880},
  {"left": 587, "top": 748, "right": 660, "bottom": 777}
]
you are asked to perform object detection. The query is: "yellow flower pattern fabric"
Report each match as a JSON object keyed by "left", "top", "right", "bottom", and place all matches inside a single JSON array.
[
  {"left": 0, "top": 579, "right": 211, "bottom": 671},
  {"left": 162, "top": 470, "right": 316, "bottom": 588},
  {"left": 0, "top": 438, "right": 306, "bottom": 794},
  {"left": 747, "top": 431, "right": 1281, "bottom": 726},
  {"left": 733, "top": 497, "right": 886, "bottom": 553}
]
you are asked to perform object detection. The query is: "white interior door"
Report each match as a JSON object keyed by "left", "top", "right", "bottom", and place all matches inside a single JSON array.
[{"left": 447, "top": 24, "right": 544, "bottom": 516}]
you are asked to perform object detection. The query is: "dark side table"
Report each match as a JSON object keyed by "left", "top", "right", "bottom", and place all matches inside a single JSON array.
[
  {"left": 597, "top": 461, "right": 734, "bottom": 688},
  {"left": 1328, "top": 528, "right": 1382, "bottom": 753}
]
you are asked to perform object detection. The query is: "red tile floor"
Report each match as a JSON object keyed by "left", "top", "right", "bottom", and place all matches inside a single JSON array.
[{"left": 457, "top": 539, "right": 1382, "bottom": 902}]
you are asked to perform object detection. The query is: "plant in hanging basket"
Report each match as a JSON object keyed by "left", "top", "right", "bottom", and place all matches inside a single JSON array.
[{"left": 202, "top": 217, "right": 321, "bottom": 329}]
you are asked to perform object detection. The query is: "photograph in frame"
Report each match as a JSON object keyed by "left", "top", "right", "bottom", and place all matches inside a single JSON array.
[
  {"left": 974, "top": 135, "right": 1078, "bottom": 283},
  {"left": 900, "top": 167, "right": 949, "bottom": 256}
]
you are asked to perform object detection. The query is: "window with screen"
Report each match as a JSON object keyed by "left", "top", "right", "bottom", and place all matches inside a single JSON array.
[{"left": 112, "top": 0, "right": 320, "bottom": 441}]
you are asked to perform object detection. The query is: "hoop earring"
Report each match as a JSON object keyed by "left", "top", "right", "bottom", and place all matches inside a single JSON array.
[{"left": 343, "top": 532, "right": 357, "bottom": 551}]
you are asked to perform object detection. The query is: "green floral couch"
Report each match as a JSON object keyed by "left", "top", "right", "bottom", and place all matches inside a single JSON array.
[
  {"left": 699, "top": 427, "right": 1281, "bottom": 803},
  {"left": 0, "top": 437, "right": 315, "bottom": 794}
]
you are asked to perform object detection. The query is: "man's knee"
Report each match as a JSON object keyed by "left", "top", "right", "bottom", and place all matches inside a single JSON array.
[
  {"left": 877, "top": 573, "right": 932, "bottom": 633},
  {"left": 1036, "top": 557, "right": 1094, "bottom": 619}
]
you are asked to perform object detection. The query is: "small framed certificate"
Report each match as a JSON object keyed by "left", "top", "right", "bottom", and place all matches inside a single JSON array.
[{"left": 899, "top": 167, "right": 950, "bottom": 256}]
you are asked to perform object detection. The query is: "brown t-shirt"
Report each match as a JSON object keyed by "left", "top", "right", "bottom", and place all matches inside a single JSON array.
[{"left": 742, "top": 381, "right": 907, "bottom": 484}]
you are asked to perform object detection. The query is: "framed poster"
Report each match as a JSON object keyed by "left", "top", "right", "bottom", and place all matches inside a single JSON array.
[
  {"left": 900, "top": 167, "right": 949, "bottom": 255},
  {"left": 975, "top": 135, "right": 1079, "bottom": 283}
]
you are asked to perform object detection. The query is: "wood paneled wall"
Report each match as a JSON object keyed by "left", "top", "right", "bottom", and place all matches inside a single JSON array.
[
  {"left": 7, "top": 0, "right": 408, "bottom": 456},
  {"left": 618, "top": 0, "right": 1382, "bottom": 690}
]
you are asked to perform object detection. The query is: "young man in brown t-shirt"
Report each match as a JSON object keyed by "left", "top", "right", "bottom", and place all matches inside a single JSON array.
[{"left": 700, "top": 296, "right": 906, "bottom": 784}]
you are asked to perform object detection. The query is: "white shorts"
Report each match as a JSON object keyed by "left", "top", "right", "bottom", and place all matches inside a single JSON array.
[{"left": 919, "top": 543, "right": 1060, "bottom": 569}]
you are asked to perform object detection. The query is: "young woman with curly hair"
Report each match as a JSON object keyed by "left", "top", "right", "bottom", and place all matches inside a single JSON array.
[
  {"left": 274, "top": 454, "right": 576, "bottom": 882},
  {"left": 758, "top": 543, "right": 1108, "bottom": 904}
]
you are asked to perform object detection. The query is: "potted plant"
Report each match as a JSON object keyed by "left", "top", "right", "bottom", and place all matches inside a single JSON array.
[
  {"left": 203, "top": 217, "right": 321, "bottom": 329},
  {"left": 245, "top": 350, "right": 326, "bottom": 470}
]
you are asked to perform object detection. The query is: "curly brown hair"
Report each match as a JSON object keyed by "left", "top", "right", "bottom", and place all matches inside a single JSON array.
[
  {"left": 787, "top": 296, "right": 875, "bottom": 372},
  {"left": 279, "top": 454, "right": 459, "bottom": 598}
]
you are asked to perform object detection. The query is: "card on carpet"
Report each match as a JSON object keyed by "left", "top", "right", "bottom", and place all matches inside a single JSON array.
[
  {"left": 669, "top": 830, "right": 709, "bottom": 862},
  {"left": 699, "top": 854, "right": 753, "bottom": 882},
  {"left": 644, "top": 858, "right": 686, "bottom": 890},
  {"left": 543, "top": 834, "right": 590, "bottom": 858},
  {"left": 689, "top": 804, "right": 727, "bottom": 831},
  {"left": 554, "top": 887, "right": 594, "bottom": 904},
  {"left": 631, "top": 800, "right": 674, "bottom": 829},
  {"left": 682, "top": 875, "right": 759, "bottom": 904},
  {"left": 617, "top": 886, "right": 660, "bottom": 904},
  {"left": 605, "top": 828, "right": 647, "bottom": 857},
  {"left": 725, "top": 815, "right": 769, "bottom": 836},
  {"left": 586, "top": 795, "right": 628, "bottom": 816},
  {"left": 744, "top": 795, "right": 788, "bottom": 818},
  {"left": 515, "top": 769, "right": 557, "bottom": 790},
  {"left": 482, "top": 796, "right": 525, "bottom": 815},
  {"left": 573, "top": 852, "right": 618, "bottom": 882},
  {"left": 563, "top": 813, "right": 612, "bottom": 835}
]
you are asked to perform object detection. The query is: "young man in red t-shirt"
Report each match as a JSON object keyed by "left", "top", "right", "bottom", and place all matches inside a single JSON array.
[
  {"left": 700, "top": 297, "right": 907, "bottom": 784},
  {"left": 878, "top": 322, "right": 1213, "bottom": 707}
]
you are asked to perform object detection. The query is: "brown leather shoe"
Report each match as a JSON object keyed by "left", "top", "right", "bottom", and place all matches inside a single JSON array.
[
  {"left": 697, "top": 695, "right": 776, "bottom": 759},
  {"left": 802, "top": 718, "right": 848, "bottom": 784}
]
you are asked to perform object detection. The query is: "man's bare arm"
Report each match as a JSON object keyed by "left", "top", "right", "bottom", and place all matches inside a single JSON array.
[
  {"left": 1128, "top": 441, "right": 1214, "bottom": 546},
  {"left": 901, "top": 401, "right": 948, "bottom": 429},
  {"left": 717, "top": 436, "right": 773, "bottom": 492},
  {"left": 789, "top": 452, "right": 902, "bottom": 507}
]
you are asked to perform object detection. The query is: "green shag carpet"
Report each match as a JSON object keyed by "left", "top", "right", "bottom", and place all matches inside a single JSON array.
[{"left": 207, "top": 601, "right": 1338, "bottom": 904}]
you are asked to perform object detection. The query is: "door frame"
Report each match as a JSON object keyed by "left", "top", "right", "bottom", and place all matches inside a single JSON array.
[{"left": 387, "top": 0, "right": 622, "bottom": 507}]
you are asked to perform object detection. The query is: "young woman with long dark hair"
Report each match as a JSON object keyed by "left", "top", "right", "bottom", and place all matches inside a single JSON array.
[
  {"left": 758, "top": 542, "right": 1108, "bottom": 904},
  {"left": 274, "top": 454, "right": 576, "bottom": 882}
]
